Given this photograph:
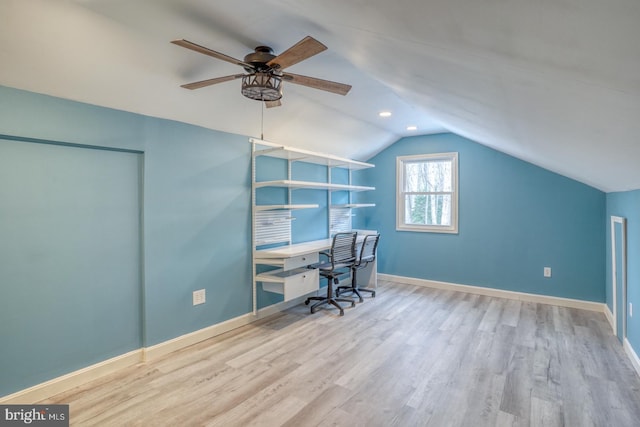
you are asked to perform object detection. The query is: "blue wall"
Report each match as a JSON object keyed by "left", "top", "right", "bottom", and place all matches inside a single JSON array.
[
  {"left": 1, "top": 85, "right": 630, "bottom": 397},
  {"left": 606, "top": 191, "right": 640, "bottom": 352},
  {"left": 0, "top": 85, "right": 359, "bottom": 397},
  {"left": 0, "top": 85, "right": 255, "bottom": 396},
  {"left": 0, "top": 139, "right": 143, "bottom": 397},
  {"left": 356, "top": 133, "right": 606, "bottom": 302}
]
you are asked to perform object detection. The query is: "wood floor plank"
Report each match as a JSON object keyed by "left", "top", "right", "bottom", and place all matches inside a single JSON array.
[
  {"left": 280, "top": 384, "right": 354, "bottom": 427},
  {"left": 499, "top": 344, "right": 536, "bottom": 420},
  {"left": 500, "top": 299, "right": 522, "bottom": 328},
  {"left": 460, "top": 373, "right": 506, "bottom": 427},
  {"left": 36, "top": 280, "right": 640, "bottom": 426},
  {"left": 530, "top": 333, "right": 562, "bottom": 403},
  {"left": 334, "top": 330, "right": 409, "bottom": 390},
  {"left": 514, "top": 301, "right": 537, "bottom": 349},
  {"left": 529, "top": 396, "right": 563, "bottom": 427},
  {"left": 478, "top": 298, "right": 503, "bottom": 332},
  {"left": 315, "top": 407, "right": 366, "bottom": 427},
  {"left": 495, "top": 410, "right": 522, "bottom": 427}
]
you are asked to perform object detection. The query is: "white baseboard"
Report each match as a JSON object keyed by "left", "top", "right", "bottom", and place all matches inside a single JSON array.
[
  {"left": 143, "top": 295, "right": 307, "bottom": 362},
  {"left": 624, "top": 339, "right": 640, "bottom": 377},
  {"left": 0, "top": 349, "right": 143, "bottom": 404},
  {"left": 378, "top": 273, "right": 605, "bottom": 312},
  {"left": 0, "top": 294, "right": 310, "bottom": 403},
  {"left": 142, "top": 313, "right": 254, "bottom": 362}
]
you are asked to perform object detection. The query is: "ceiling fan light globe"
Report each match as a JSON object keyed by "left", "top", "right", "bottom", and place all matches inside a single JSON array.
[{"left": 241, "top": 72, "right": 283, "bottom": 102}]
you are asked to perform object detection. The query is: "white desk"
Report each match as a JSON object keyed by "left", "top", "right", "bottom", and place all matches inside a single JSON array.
[
  {"left": 254, "top": 231, "right": 378, "bottom": 302},
  {"left": 255, "top": 239, "right": 332, "bottom": 259}
]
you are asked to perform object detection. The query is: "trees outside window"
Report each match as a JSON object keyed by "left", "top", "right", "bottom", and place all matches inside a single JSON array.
[{"left": 396, "top": 153, "right": 458, "bottom": 233}]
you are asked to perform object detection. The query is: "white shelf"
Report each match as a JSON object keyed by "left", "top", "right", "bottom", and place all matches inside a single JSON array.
[
  {"left": 250, "top": 138, "right": 374, "bottom": 170},
  {"left": 255, "top": 239, "right": 289, "bottom": 246},
  {"left": 255, "top": 204, "right": 319, "bottom": 211},
  {"left": 256, "top": 267, "right": 312, "bottom": 283},
  {"left": 331, "top": 203, "right": 376, "bottom": 208},
  {"left": 260, "top": 268, "right": 319, "bottom": 300},
  {"left": 254, "top": 180, "right": 374, "bottom": 192}
]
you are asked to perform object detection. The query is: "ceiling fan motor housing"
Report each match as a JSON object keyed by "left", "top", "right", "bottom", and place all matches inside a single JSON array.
[{"left": 243, "top": 46, "right": 276, "bottom": 72}]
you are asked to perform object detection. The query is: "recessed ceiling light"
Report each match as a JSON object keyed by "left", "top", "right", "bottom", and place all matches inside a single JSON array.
[
  {"left": 407, "top": 125, "right": 418, "bottom": 131},
  {"left": 379, "top": 111, "right": 392, "bottom": 118}
]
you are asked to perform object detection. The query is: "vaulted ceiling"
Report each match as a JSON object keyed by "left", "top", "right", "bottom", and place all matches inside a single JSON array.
[{"left": 1, "top": 0, "right": 639, "bottom": 191}]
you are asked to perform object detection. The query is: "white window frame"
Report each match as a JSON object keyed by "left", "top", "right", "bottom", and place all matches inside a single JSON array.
[{"left": 396, "top": 152, "right": 459, "bottom": 233}]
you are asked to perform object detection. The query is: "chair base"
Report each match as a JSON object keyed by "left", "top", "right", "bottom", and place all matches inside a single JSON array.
[
  {"left": 305, "top": 295, "right": 355, "bottom": 316},
  {"left": 336, "top": 285, "right": 376, "bottom": 301}
]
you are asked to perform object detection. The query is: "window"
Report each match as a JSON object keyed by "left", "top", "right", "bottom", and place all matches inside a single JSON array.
[{"left": 396, "top": 152, "right": 458, "bottom": 233}]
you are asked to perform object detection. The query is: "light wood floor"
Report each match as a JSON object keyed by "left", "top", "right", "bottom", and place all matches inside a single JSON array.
[{"left": 42, "top": 280, "right": 640, "bottom": 426}]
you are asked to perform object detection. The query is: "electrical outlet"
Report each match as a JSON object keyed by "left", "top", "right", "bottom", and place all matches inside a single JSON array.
[
  {"left": 193, "top": 289, "right": 206, "bottom": 306},
  {"left": 544, "top": 267, "right": 552, "bottom": 278}
]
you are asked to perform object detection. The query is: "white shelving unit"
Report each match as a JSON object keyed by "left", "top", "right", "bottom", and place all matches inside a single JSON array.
[
  {"left": 253, "top": 143, "right": 374, "bottom": 170},
  {"left": 254, "top": 180, "right": 374, "bottom": 192},
  {"left": 331, "top": 203, "right": 377, "bottom": 209},
  {"left": 250, "top": 138, "right": 376, "bottom": 314},
  {"left": 255, "top": 204, "right": 319, "bottom": 211}
]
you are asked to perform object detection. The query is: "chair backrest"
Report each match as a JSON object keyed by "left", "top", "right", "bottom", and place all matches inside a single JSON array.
[
  {"left": 329, "top": 231, "right": 358, "bottom": 268},
  {"left": 356, "top": 233, "right": 380, "bottom": 267}
]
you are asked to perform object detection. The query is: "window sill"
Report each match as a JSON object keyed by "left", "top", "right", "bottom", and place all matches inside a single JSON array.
[{"left": 396, "top": 224, "right": 458, "bottom": 234}]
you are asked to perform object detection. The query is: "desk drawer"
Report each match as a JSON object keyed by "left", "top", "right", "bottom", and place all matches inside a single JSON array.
[
  {"left": 284, "top": 252, "right": 318, "bottom": 270},
  {"left": 259, "top": 267, "right": 319, "bottom": 301}
]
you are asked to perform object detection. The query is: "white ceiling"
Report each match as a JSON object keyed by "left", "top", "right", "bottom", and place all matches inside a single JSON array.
[{"left": 1, "top": 0, "right": 639, "bottom": 192}]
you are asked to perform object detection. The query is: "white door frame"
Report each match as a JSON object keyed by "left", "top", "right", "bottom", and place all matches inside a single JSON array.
[{"left": 610, "top": 216, "right": 627, "bottom": 338}]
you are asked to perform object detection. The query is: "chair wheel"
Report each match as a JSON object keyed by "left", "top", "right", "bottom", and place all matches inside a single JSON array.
[
  {"left": 305, "top": 299, "right": 310, "bottom": 305},
  {"left": 336, "top": 290, "right": 341, "bottom": 297},
  {"left": 372, "top": 292, "right": 376, "bottom": 298},
  {"left": 339, "top": 310, "right": 344, "bottom": 316},
  {"left": 351, "top": 302, "right": 356, "bottom": 308}
]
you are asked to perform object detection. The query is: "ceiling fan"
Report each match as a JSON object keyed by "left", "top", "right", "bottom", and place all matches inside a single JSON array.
[{"left": 171, "top": 36, "right": 352, "bottom": 108}]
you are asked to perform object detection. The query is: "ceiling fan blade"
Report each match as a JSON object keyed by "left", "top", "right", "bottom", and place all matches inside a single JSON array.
[
  {"left": 265, "top": 100, "right": 282, "bottom": 108},
  {"left": 171, "top": 39, "right": 255, "bottom": 69},
  {"left": 180, "top": 74, "right": 244, "bottom": 90},
  {"left": 282, "top": 72, "right": 352, "bottom": 96},
  {"left": 266, "top": 36, "right": 327, "bottom": 70}
]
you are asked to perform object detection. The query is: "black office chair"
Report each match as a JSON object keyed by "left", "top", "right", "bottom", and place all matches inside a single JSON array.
[
  {"left": 336, "top": 233, "right": 380, "bottom": 301},
  {"left": 305, "top": 231, "right": 358, "bottom": 316}
]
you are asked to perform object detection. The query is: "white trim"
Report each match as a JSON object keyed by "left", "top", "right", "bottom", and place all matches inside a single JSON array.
[
  {"left": 0, "top": 349, "right": 142, "bottom": 404},
  {"left": 396, "top": 152, "right": 458, "bottom": 234},
  {"left": 0, "top": 294, "right": 313, "bottom": 403},
  {"left": 378, "top": 273, "right": 605, "bottom": 312},
  {"left": 143, "top": 295, "right": 307, "bottom": 362},
  {"left": 624, "top": 339, "right": 640, "bottom": 377},
  {"left": 143, "top": 314, "right": 253, "bottom": 362},
  {"left": 611, "top": 216, "right": 622, "bottom": 335}
]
